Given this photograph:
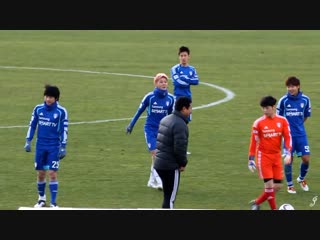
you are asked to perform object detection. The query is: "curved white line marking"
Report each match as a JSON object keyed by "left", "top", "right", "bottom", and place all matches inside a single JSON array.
[{"left": 0, "top": 66, "right": 235, "bottom": 128}]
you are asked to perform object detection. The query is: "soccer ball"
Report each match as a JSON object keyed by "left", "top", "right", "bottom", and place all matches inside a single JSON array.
[{"left": 279, "top": 203, "right": 295, "bottom": 210}]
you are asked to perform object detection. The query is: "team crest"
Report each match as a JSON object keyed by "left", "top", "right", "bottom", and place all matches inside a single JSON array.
[
  {"left": 300, "top": 103, "right": 304, "bottom": 108},
  {"left": 277, "top": 122, "right": 281, "bottom": 128},
  {"left": 53, "top": 113, "right": 58, "bottom": 119},
  {"left": 166, "top": 101, "right": 169, "bottom": 106}
]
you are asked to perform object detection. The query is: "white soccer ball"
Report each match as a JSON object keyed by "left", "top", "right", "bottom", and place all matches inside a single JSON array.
[{"left": 279, "top": 203, "right": 295, "bottom": 210}]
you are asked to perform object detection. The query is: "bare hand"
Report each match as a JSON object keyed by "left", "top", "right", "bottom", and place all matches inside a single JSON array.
[{"left": 179, "top": 166, "right": 185, "bottom": 172}]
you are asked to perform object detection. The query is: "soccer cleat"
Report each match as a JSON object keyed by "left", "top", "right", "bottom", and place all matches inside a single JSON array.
[
  {"left": 50, "top": 203, "right": 59, "bottom": 208},
  {"left": 249, "top": 200, "right": 260, "bottom": 210},
  {"left": 287, "top": 186, "right": 297, "bottom": 194},
  {"left": 297, "top": 177, "right": 309, "bottom": 191},
  {"left": 34, "top": 200, "right": 46, "bottom": 208}
]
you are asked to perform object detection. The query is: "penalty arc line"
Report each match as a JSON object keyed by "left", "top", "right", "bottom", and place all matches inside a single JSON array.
[{"left": 0, "top": 66, "right": 236, "bottom": 129}]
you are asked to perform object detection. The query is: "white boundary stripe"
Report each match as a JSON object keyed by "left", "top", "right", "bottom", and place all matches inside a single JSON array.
[
  {"left": 0, "top": 66, "right": 235, "bottom": 129},
  {"left": 18, "top": 207, "right": 215, "bottom": 210}
]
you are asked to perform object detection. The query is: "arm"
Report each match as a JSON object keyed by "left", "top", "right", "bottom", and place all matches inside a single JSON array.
[
  {"left": 58, "top": 108, "right": 68, "bottom": 159},
  {"left": 248, "top": 124, "right": 258, "bottom": 172},
  {"left": 248, "top": 126, "right": 258, "bottom": 159},
  {"left": 24, "top": 107, "right": 38, "bottom": 152},
  {"left": 189, "top": 67, "right": 199, "bottom": 86},
  {"left": 126, "top": 95, "right": 148, "bottom": 134},
  {"left": 170, "top": 66, "right": 190, "bottom": 88},
  {"left": 304, "top": 97, "right": 311, "bottom": 121},
  {"left": 173, "top": 121, "right": 188, "bottom": 168},
  {"left": 60, "top": 109, "right": 68, "bottom": 148},
  {"left": 25, "top": 107, "right": 38, "bottom": 142},
  {"left": 282, "top": 118, "right": 292, "bottom": 165}
]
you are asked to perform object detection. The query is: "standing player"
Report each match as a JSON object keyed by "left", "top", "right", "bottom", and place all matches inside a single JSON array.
[
  {"left": 248, "top": 95, "right": 292, "bottom": 210},
  {"left": 170, "top": 46, "right": 199, "bottom": 154},
  {"left": 126, "top": 73, "right": 175, "bottom": 190},
  {"left": 276, "top": 76, "right": 311, "bottom": 194},
  {"left": 24, "top": 84, "right": 68, "bottom": 208}
]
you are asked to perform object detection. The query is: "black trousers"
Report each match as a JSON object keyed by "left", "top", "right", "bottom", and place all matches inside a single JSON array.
[{"left": 155, "top": 169, "right": 181, "bottom": 209}]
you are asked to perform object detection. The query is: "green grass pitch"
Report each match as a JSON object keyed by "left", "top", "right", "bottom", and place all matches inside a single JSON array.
[{"left": 1, "top": 30, "right": 320, "bottom": 210}]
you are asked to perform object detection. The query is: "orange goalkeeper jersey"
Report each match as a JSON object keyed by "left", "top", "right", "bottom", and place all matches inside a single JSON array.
[{"left": 249, "top": 114, "right": 292, "bottom": 156}]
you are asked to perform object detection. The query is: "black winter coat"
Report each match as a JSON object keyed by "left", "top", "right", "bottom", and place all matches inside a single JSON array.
[{"left": 154, "top": 110, "right": 189, "bottom": 170}]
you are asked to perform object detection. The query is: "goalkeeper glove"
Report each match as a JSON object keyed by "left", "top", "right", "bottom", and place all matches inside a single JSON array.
[
  {"left": 58, "top": 147, "right": 66, "bottom": 160},
  {"left": 283, "top": 153, "right": 292, "bottom": 165},
  {"left": 24, "top": 140, "right": 31, "bottom": 152},
  {"left": 248, "top": 156, "right": 256, "bottom": 173},
  {"left": 126, "top": 125, "right": 133, "bottom": 134},
  {"left": 281, "top": 148, "right": 289, "bottom": 158},
  {"left": 282, "top": 149, "right": 292, "bottom": 165}
]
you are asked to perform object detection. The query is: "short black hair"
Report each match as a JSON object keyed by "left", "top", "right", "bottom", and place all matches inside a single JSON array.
[
  {"left": 178, "top": 46, "right": 190, "bottom": 55},
  {"left": 260, "top": 95, "right": 277, "bottom": 107},
  {"left": 44, "top": 84, "right": 60, "bottom": 100},
  {"left": 175, "top": 96, "right": 192, "bottom": 111}
]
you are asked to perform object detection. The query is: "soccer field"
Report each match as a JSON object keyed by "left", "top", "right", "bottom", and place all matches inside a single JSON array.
[{"left": 1, "top": 30, "right": 320, "bottom": 210}]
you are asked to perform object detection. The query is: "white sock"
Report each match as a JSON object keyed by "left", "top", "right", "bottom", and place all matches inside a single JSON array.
[
  {"left": 38, "top": 195, "right": 46, "bottom": 201},
  {"left": 148, "top": 171, "right": 154, "bottom": 183},
  {"left": 152, "top": 168, "right": 162, "bottom": 185}
]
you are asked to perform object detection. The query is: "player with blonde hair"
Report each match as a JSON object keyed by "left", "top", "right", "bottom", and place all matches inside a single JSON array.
[{"left": 126, "top": 73, "right": 175, "bottom": 189}]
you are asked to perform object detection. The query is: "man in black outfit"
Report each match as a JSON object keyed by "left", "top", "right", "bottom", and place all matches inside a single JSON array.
[{"left": 154, "top": 96, "right": 192, "bottom": 209}]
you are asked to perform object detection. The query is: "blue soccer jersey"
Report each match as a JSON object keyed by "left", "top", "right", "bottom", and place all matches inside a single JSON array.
[
  {"left": 26, "top": 101, "right": 68, "bottom": 148},
  {"left": 170, "top": 63, "right": 199, "bottom": 99},
  {"left": 276, "top": 91, "right": 311, "bottom": 137},
  {"left": 128, "top": 88, "right": 174, "bottom": 151},
  {"left": 129, "top": 88, "right": 175, "bottom": 129}
]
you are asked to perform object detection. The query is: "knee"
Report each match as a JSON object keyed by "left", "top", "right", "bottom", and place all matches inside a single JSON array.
[{"left": 302, "top": 156, "right": 310, "bottom": 164}]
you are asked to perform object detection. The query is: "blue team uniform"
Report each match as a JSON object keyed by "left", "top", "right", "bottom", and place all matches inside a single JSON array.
[
  {"left": 170, "top": 63, "right": 199, "bottom": 99},
  {"left": 277, "top": 90, "right": 311, "bottom": 188},
  {"left": 277, "top": 91, "right": 311, "bottom": 157},
  {"left": 170, "top": 64, "right": 199, "bottom": 122},
  {"left": 26, "top": 101, "right": 68, "bottom": 170},
  {"left": 128, "top": 88, "right": 174, "bottom": 151}
]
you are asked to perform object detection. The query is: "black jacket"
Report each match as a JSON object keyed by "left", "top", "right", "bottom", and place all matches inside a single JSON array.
[{"left": 154, "top": 110, "right": 189, "bottom": 170}]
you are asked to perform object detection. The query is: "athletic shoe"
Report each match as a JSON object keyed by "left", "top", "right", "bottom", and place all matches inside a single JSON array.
[
  {"left": 249, "top": 200, "right": 260, "bottom": 210},
  {"left": 155, "top": 182, "right": 163, "bottom": 190},
  {"left": 187, "top": 152, "right": 191, "bottom": 155},
  {"left": 147, "top": 180, "right": 157, "bottom": 188},
  {"left": 297, "top": 177, "right": 309, "bottom": 191},
  {"left": 287, "top": 186, "right": 297, "bottom": 194},
  {"left": 34, "top": 200, "right": 46, "bottom": 208},
  {"left": 50, "top": 203, "right": 59, "bottom": 208}
]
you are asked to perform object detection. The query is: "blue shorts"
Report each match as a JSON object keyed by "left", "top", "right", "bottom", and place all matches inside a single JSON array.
[
  {"left": 34, "top": 145, "right": 60, "bottom": 171},
  {"left": 144, "top": 126, "right": 158, "bottom": 151},
  {"left": 292, "top": 135, "right": 310, "bottom": 157}
]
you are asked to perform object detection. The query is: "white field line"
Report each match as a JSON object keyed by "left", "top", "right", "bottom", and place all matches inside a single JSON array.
[{"left": 0, "top": 66, "right": 235, "bottom": 129}]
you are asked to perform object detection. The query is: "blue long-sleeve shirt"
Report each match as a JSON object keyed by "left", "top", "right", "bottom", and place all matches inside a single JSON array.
[
  {"left": 170, "top": 63, "right": 199, "bottom": 99},
  {"left": 25, "top": 101, "right": 68, "bottom": 148},
  {"left": 276, "top": 91, "right": 311, "bottom": 137},
  {"left": 128, "top": 88, "right": 175, "bottom": 129}
]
